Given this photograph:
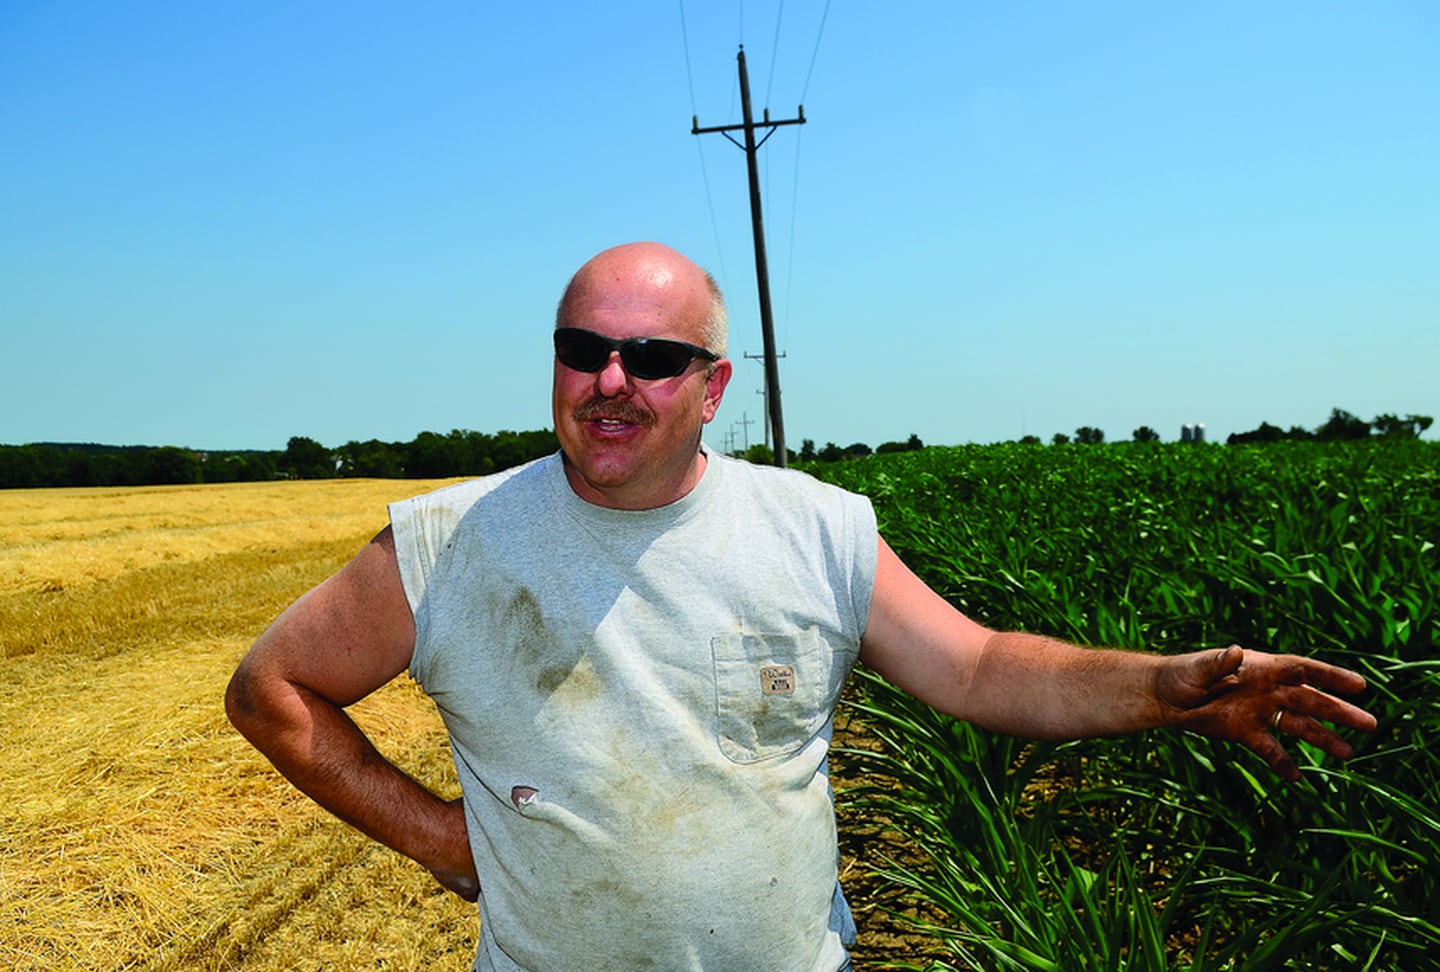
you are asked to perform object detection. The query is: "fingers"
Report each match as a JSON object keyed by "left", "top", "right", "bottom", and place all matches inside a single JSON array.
[
  {"left": 1291, "top": 656, "right": 1370, "bottom": 696},
  {"left": 1235, "top": 649, "right": 1376, "bottom": 734},
  {"left": 1208, "top": 645, "right": 1244, "bottom": 684},
  {"left": 1266, "top": 681, "right": 1367, "bottom": 775},
  {"left": 1258, "top": 674, "right": 1373, "bottom": 775},
  {"left": 1202, "top": 647, "right": 1376, "bottom": 783},
  {"left": 1167, "top": 646, "right": 1242, "bottom": 706},
  {"left": 1274, "top": 709, "right": 1356, "bottom": 762},
  {"left": 1247, "top": 729, "right": 1302, "bottom": 782},
  {"left": 1277, "top": 683, "right": 1378, "bottom": 732}
]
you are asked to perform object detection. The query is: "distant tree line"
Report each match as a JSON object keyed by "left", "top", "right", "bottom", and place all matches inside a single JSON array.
[
  {"left": 803, "top": 433, "right": 924, "bottom": 463},
  {"left": 7, "top": 408, "right": 1428, "bottom": 489},
  {"left": 0, "top": 429, "right": 559, "bottom": 489},
  {"left": 1227, "top": 408, "right": 1433, "bottom": 444},
  {"left": 1009, "top": 408, "right": 1432, "bottom": 447},
  {"left": 0, "top": 443, "right": 223, "bottom": 490},
  {"left": 732, "top": 434, "right": 925, "bottom": 467}
]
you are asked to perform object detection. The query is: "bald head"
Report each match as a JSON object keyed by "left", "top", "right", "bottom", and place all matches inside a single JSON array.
[{"left": 556, "top": 242, "right": 728, "bottom": 355}]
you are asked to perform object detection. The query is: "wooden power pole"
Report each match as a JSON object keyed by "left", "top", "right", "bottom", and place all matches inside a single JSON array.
[{"left": 693, "top": 46, "right": 805, "bottom": 467}]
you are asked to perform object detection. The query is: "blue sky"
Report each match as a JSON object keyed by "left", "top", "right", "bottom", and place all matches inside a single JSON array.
[{"left": 3, "top": 2, "right": 1436, "bottom": 452}]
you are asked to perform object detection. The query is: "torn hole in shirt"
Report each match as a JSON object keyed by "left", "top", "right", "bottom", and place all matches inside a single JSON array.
[{"left": 510, "top": 785, "right": 539, "bottom": 809}]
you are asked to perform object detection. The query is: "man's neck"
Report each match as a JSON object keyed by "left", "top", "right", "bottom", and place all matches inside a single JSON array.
[{"left": 560, "top": 448, "right": 708, "bottom": 511}]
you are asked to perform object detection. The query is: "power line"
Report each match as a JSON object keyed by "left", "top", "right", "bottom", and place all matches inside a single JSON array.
[
  {"left": 799, "top": 0, "right": 832, "bottom": 104},
  {"left": 677, "top": 0, "right": 699, "bottom": 113},
  {"left": 677, "top": 0, "right": 731, "bottom": 291},
  {"left": 765, "top": 0, "right": 786, "bottom": 108}
]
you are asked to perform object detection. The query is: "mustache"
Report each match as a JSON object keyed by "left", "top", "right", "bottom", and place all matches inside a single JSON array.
[{"left": 573, "top": 397, "right": 653, "bottom": 427}]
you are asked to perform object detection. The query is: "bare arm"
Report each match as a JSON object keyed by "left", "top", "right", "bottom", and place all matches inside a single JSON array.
[
  {"left": 225, "top": 526, "right": 478, "bottom": 898},
  {"left": 859, "top": 536, "right": 1376, "bottom": 781}
]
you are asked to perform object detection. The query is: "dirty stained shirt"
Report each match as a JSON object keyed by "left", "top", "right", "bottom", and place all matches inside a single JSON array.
[{"left": 389, "top": 450, "right": 877, "bottom": 971}]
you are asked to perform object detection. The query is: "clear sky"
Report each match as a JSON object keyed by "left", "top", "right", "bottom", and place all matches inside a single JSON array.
[{"left": 3, "top": 2, "right": 1436, "bottom": 452}]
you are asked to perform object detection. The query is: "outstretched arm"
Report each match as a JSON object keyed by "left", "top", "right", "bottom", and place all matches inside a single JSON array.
[
  {"left": 225, "top": 526, "right": 478, "bottom": 898},
  {"left": 859, "top": 536, "right": 1376, "bottom": 781}
]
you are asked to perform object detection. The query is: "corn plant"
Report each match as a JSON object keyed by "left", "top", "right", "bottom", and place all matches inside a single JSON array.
[{"left": 816, "top": 441, "right": 1440, "bottom": 970}]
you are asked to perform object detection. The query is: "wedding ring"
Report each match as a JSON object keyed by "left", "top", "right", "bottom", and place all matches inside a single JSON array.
[{"left": 1272, "top": 709, "right": 1285, "bottom": 731}]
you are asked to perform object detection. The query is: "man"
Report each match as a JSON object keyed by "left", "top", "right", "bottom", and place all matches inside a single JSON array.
[{"left": 227, "top": 241, "right": 1376, "bottom": 971}]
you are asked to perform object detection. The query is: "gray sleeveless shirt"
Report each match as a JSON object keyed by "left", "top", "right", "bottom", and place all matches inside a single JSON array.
[{"left": 389, "top": 450, "right": 877, "bottom": 971}]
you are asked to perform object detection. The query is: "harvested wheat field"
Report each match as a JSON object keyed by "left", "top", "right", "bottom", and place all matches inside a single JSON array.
[
  {"left": 0, "top": 479, "right": 929, "bottom": 971},
  {"left": 0, "top": 479, "right": 480, "bottom": 971}
]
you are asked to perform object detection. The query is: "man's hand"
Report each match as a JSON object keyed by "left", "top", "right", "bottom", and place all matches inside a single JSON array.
[
  {"left": 1155, "top": 645, "right": 1378, "bottom": 781},
  {"left": 427, "top": 797, "right": 480, "bottom": 901}
]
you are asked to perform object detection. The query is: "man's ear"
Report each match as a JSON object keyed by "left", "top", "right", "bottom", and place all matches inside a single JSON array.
[{"left": 702, "top": 359, "right": 733, "bottom": 423}]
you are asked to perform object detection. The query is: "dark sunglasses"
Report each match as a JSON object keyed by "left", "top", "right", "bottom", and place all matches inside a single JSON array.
[{"left": 553, "top": 327, "right": 719, "bottom": 380}]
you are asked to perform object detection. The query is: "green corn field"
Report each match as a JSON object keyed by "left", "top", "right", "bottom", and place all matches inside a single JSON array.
[{"left": 814, "top": 439, "right": 1439, "bottom": 972}]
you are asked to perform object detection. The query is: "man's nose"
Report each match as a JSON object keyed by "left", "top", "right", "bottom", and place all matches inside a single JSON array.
[{"left": 596, "top": 352, "right": 633, "bottom": 396}]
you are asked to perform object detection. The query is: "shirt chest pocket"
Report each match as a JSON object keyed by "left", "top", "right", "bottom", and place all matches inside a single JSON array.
[{"left": 711, "top": 629, "right": 833, "bottom": 763}]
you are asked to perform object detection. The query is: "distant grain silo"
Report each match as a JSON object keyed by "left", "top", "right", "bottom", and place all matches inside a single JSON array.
[{"left": 1181, "top": 422, "right": 1208, "bottom": 443}]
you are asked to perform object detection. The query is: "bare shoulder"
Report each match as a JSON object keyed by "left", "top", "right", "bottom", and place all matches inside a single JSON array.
[{"left": 233, "top": 526, "right": 417, "bottom": 708}]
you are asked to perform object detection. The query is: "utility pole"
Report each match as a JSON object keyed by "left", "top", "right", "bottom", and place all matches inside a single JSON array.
[
  {"left": 735, "top": 411, "right": 756, "bottom": 452},
  {"left": 744, "top": 350, "right": 786, "bottom": 450},
  {"left": 693, "top": 46, "right": 805, "bottom": 467}
]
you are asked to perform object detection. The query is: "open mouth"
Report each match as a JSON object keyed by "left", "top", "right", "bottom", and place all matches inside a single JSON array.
[
  {"left": 575, "top": 399, "right": 652, "bottom": 432},
  {"left": 592, "top": 417, "right": 638, "bottom": 435}
]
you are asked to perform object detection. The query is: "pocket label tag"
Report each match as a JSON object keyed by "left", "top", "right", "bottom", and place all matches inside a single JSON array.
[{"left": 760, "top": 664, "right": 796, "bottom": 695}]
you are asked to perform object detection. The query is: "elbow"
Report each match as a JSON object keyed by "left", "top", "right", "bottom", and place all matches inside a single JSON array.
[{"left": 224, "top": 661, "right": 267, "bottom": 741}]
